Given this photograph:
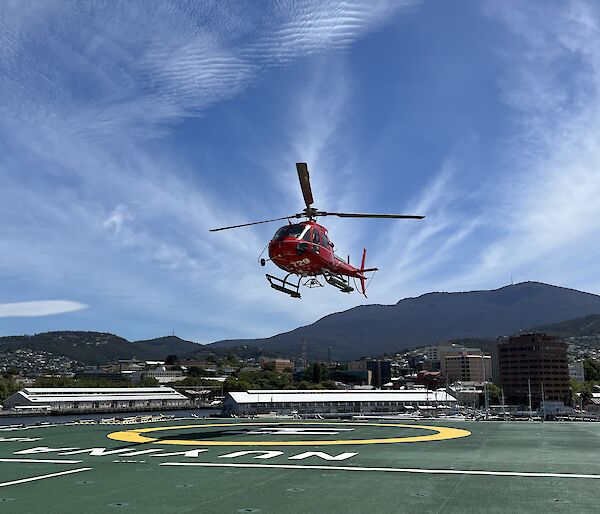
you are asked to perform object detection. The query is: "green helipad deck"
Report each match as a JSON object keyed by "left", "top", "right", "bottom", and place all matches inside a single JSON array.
[{"left": 1, "top": 419, "right": 599, "bottom": 513}]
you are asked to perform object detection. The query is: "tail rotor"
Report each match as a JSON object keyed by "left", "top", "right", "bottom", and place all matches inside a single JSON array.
[{"left": 359, "top": 248, "right": 378, "bottom": 297}]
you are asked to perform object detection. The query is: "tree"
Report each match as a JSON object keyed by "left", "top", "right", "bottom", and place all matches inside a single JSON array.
[
  {"left": 487, "top": 383, "right": 502, "bottom": 404},
  {"left": 305, "top": 363, "right": 329, "bottom": 383},
  {"left": 165, "top": 355, "right": 178, "bottom": 365},
  {"left": 571, "top": 379, "right": 593, "bottom": 404},
  {"left": 320, "top": 380, "right": 337, "bottom": 389},
  {"left": 0, "top": 376, "right": 21, "bottom": 402},
  {"left": 223, "top": 376, "right": 252, "bottom": 393},
  {"left": 583, "top": 358, "right": 600, "bottom": 382},
  {"left": 187, "top": 366, "right": 202, "bottom": 377}
]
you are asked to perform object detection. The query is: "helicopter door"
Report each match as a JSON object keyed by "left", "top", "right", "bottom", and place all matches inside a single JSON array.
[
  {"left": 321, "top": 233, "right": 331, "bottom": 253},
  {"left": 311, "top": 229, "right": 320, "bottom": 253}
]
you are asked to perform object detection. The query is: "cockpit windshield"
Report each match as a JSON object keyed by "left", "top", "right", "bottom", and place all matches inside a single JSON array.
[{"left": 272, "top": 224, "right": 307, "bottom": 241}]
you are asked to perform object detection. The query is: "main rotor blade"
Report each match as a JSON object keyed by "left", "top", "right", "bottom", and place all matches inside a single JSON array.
[
  {"left": 209, "top": 215, "right": 301, "bottom": 232},
  {"left": 296, "top": 162, "right": 314, "bottom": 208},
  {"left": 317, "top": 212, "right": 425, "bottom": 220}
]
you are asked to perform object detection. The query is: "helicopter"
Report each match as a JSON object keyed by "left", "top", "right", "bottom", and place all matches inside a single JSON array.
[{"left": 210, "top": 163, "right": 424, "bottom": 298}]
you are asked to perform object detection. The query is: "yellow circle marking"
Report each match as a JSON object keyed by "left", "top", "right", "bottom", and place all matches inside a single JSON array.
[{"left": 107, "top": 422, "right": 470, "bottom": 446}]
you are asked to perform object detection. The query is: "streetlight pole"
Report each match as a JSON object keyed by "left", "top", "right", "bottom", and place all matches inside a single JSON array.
[
  {"left": 541, "top": 381, "right": 546, "bottom": 421},
  {"left": 481, "top": 353, "right": 489, "bottom": 418}
]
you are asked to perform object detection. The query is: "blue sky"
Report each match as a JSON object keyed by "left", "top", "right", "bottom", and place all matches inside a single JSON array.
[{"left": 2, "top": 1, "right": 600, "bottom": 343}]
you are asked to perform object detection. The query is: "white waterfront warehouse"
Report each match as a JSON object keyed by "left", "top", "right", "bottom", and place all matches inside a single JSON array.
[
  {"left": 223, "top": 389, "right": 458, "bottom": 416},
  {"left": 3, "top": 387, "right": 190, "bottom": 413}
]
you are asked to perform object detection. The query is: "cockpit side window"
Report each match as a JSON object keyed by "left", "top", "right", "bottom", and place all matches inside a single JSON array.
[
  {"left": 321, "top": 233, "right": 330, "bottom": 249},
  {"left": 273, "top": 227, "right": 288, "bottom": 240}
]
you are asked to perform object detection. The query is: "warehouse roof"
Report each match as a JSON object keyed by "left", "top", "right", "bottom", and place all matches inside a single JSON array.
[
  {"left": 228, "top": 389, "right": 457, "bottom": 404},
  {"left": 11, "top": 387, "right": 187, "bottom": 403},
  {"left": 21, "top": 387, "right": 179, "bottom": 394}
]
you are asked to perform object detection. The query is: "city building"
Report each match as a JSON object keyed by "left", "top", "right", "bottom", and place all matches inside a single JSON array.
[
  {"left": 3, "top": 387, "right": 190, "bottom": 413},
  {"left": 222, "top": 389, "right": 457, "bottom": 416},
  {"left": 142, "top": 367, "right": 185, "bottom": 384},
  {"left": 76, "top": 371, "right": 128, "bottom": 382},
  {"left": 414, "top": 370, "right": 444, "bottom": 389},
  {"left": 330, "top": 369, "right": 372, "bottom": 386},
  {"left": 443, "top": 349, "right": 491, "bottom": 383},
  {"left": 585, "top": 389, "right": 600, "bottom": 415},
  {"left": 261, "top": 359, "right": 293, "bottom": 372},
  {"left": 568, "top": 360, "right": 585, "bottom": 383},
  {"left": 448, "top": 382, "right": 485, "bottom": 408},
  {"left": 348, "top": 359, "right": 392, "bottom": 388},
  {"left": 499, "top": 333, "right": 571, "bottom": 408},
  {"left": 423, "top": 344, "right": 465, "bottom": 372},
  {"left": 486, "top": 339, "right": 502, "bottom": 385}
]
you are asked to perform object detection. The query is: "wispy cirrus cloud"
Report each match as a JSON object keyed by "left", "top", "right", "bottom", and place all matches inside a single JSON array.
[
  {"left": 0, "top": 1, "right": 417, "bottom": 340},
  {"left": 367, "top": 0, "right": 600, "bottom": 299},
  {"left": 1, "top": 1, "right": 413, "bottom": 140},
  {"left": 365, "top": 154, "right": 483, "bottom": 300},
  {"left": 457, "top": 0, "right": 600, "bottom": 291},
  {"left": 5, "top": 0, "right": 599, "bottom": 347}
]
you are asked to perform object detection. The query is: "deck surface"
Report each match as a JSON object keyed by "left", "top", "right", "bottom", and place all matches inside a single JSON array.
[{"left": 1, "top": 418, "right": 599, "bottom": 513}]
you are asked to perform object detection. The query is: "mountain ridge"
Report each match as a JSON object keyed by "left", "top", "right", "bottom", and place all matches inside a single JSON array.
[
  {"left": 208, "top": 281, "right": 600, "bottom": 360},
  {"left": 528, "top": 314, "right": 600, "bottom": 338},
  {"left": 3, "top": 282, "right": 600, "bottom": 364},
  {"left": 0, "top": 331, "right": 202, "bottom": 365}
]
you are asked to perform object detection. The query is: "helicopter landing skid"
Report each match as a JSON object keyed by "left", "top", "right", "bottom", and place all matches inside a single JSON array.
[
  {"left": 322, "top": 269, "right": 354, "bottom": 294},
  {"left": 266, "top": 273, "right": 301, "bottom": 298}
]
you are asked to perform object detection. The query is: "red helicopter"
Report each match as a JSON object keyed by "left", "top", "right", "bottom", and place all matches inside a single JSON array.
[{"left": 210, "top": 163, "right": 424, "bottom": 298}]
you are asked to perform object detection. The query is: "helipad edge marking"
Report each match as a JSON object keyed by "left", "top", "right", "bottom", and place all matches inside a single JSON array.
[
  {"left": 0, "top": 468, "right": 92, "bottom": 488},
  {"left": 0, "top": 458, "right": 83, "bottom": 464},
  {"left": 160, "top": 462, "right": 600, "bottom": 479},
  {"left": 107, "top": 422, "right": 471, "bottom": 446}
]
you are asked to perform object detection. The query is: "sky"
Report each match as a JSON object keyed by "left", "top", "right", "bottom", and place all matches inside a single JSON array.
[{"left": 1, "top": 1, "right": 600, "bottom": 343}]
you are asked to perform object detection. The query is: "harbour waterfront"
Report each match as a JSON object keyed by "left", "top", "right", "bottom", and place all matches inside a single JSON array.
[
  {"left": 0, "top": 408, "right": 218, "bottom": 427},
  {"left": 1, "top": 418, "right": 599, "bottom": 512}
]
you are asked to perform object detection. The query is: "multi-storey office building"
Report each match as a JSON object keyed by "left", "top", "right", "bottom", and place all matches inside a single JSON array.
[
  {"left": 499, "top": 333, "right": 571, "bottom": 408},
  {"left": 443, "top": 349, "right": 492, "bottom": 383},
  {"left": 348, "top": 359, "right": 392, "bottom": 388}
]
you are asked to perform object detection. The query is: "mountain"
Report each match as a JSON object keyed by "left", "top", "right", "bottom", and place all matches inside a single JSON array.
[
  {"left": 133, "top": 336, "right": 202, "bottom": 359},
  {"left": 0, "top": 332, "right": 201, "bottom": 365},
  {"left": 209, "top": 282, "right": 600, "bottom": 360},
  {"left": 4, "top": 282, "right": 600, "bottom": 365},
  {"left": 529, "top": 314, "right": 600, "bottom": 338},
  {"left": 0, "top": 332, "right": 134, "bottom": 364}
]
